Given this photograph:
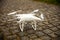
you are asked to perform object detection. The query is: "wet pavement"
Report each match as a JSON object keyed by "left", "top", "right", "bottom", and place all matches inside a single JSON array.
[{"left": 0, "top": 0, "right": 60, "bottom": 40}]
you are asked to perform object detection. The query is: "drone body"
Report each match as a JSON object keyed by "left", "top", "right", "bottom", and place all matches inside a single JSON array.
[{"left": 8, "top": 9, "right": 44, "bottom": 32}]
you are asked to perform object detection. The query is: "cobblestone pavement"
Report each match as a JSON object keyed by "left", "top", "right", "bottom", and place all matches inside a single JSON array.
[{"left": 0, "top": 0, "right": 60, "bottom": 40}]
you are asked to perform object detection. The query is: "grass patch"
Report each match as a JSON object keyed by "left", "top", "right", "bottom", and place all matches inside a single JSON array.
[{"left": 33, "top": 0, "right": 60, "bottom": 5}]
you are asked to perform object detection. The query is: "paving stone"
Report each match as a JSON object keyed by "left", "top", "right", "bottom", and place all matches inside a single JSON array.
[
  {"left": 38, "top": 23, "right": 45, "bottom": 26},
  {"left": 54, "top": 19, "right": 59, "bottom": 22},
  {"left": 55, "top": 37, "right": 60, "bottom": 40},
  {"left": 24, "top": 24, "right": 33, "bottom": 30},
  {"left": 4, "top": 32, "right": 12, "bottom": 36},
  {"left": 7, "top": 38, "right": 17, "bottom": 40},
  {"left": 30, "top": 35, "right": 37, "bottom": 39},
  {"left": 10, "top": 27, "right": 18, "bottom": 29},
  {"left": 35, "top": 31, "right": 44, "bottom": 37},
  {"left": 42, "top": 25, "right": 49, "bottom": 29},
  {"left": 28, "top": 34, "right": 37, "bottom": 39},
  {"left": 41, "top": 36, "right": 51, "bottom": 40},
  {"left": 2, "top": 29, "right": 9, "bottom": 33},
  {"left": 29, "top": 39, "right": 33, "bottom": 40},
  {"left": 11, "top": 29, "right": 20, "bottom": 34},
  {"left": 43, "top": 21, "right": 49, "bottom": 25},
  {"left": 27, "top": 29, "right": 35, "bottom": 34},
  {"left": 55, "top": 31, "right": 60, "bottom": 37},
  {"left": 48, "top": 24, "right": 54, "bottom": 28},
  {"left": 17, "top": 32, "right": 27, "bottom": 37},
  {"left": 48, "top": 33, "right": 57, "bottom": 38},
  {"left": 57, "top": 26, "right": 60, "bottom": 29},
  {"left": 7, "top": 35, "right": 17, "bottom": 40},
  {"left": 52, "top": 22, "right": 59, "bottom": 26},
  {"left": 16, "top": 36, "right": 21, "bottom": 40},
  {"left": 21, "top": 36, "right": 29, "bottom": 40},
  {"left": 34, "top": 38, "right": 42, "bottom": 40},
  {"left": 43, "top": 29, "right": 52, "bottom": 34},
  {"left": 50, "top": 27, "right": 58, "bottom": 32},
  {"left": 37, "top": 27, "right": 43, "bottom": 31}
]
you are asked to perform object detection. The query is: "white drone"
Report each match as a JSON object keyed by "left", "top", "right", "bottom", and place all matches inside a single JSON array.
[{"left": 8, "top": 9, "right": 44, "bottom": 32}]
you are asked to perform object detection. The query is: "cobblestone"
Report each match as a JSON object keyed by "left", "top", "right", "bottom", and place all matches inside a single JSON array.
[
  {"left": 34, "top": 38, "right": 42, "bottom": 40},
  {"left": 43, "top": 29, "right": 53, "bottom": 34},
  {"left": 57, "top": 26, "right": 60, "bottom": 29},
  {"left": 0, "top": 0, "right": 60, "bottom": 40},
  {"left": 21, "top": 36, "right": 29, "bottom": 40},
  {"left": 48, "top": 33, "right": 57, "bottom": 38},
  {"left": 17, "top": 32, "right": 27, "bottom": 37},
  {"left": 40, "top": 35, "right": 51, "bottom": 40},
  {"left": 35, "top": 31, "right": 44, "bottom": 37},
  {"left": 55, "top": 37, "right": 60, "bottom": 40},
  {"left": 55, "top": 31, "right": 60, "bottom": 37},
  {"left": 50, "top": 27, "right": 58, "bottom": 32},
  {"left": 42, "top": 25, "right": 49, "bottom": 29},
  {"left": 37, "top": 27, "right": 43, "bottom": 31},
  {"left": 27, "top": 29, "right": 35, "bottom": 34},
  {"left": 11, "top": 29, "right": 20, "bottom": 34},
  {"left": 28, "top": 34, "right": 37, "bottom": 39},
  {"left": 7, "top": 35, "right": 17, "bottom": 40},
  {"left": 48, "top": 24, "right": 54, "bottom": 28}
]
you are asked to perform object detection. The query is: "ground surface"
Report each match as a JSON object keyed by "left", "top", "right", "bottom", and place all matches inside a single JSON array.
[{"left": 0, "top": 0, "right": 60, "bottom": 40}]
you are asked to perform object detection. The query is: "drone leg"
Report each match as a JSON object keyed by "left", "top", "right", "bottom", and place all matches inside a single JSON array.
[
  {"left": 31, "top": 21, "right": 36, "bottom": 30},
  {"left": 19, "top": 23, "right": 22, "bottom": 32},
  {"left": 21, "top": 22, "right": 24, "bottom": 32},
  {"left": 31, "top": 22, "right": 34, "bottom": 30},
  {"left": 34, "top": 21, "right": 37, "bottom": 30}
]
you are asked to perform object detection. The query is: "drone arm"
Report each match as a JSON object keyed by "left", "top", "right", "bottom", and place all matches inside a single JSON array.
[{"left": 7, "top": 10, "right": 22, "bottom": 15}]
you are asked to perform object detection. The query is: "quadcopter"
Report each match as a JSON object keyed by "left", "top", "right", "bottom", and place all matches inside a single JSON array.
[{"left": 7, "top": 9, "right": 44, "bottom": 32}]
